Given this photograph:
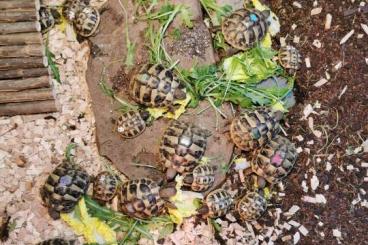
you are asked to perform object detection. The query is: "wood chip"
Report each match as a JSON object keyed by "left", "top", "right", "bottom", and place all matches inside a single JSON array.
[
  {"left": 338, "top": 85, "right": 347, "bottom": 99},
  {"left": 313, "top": 39, "right": 322, "bottom": 48},
  {"left": 280, "top": 37, "right": 287, "bottom": 47},
  {"left": 305, "top": 57, "right": 311, "bottom": 68},
  {"left": 293, "top": 35, "right": 300, "bottom": 43},
  {"left": 340, "top": 30, "right": 355, "bottom": 45},
  {"left": 333, "top": 61, "right": 342, "bottom": 71},
  {"left": 311, "top": 7, "right": 322, "bottom": 15},
  {"left": 293, "top": 1, "right": 302, "bottom": 8},
  {"left": 293, "top": 232, "right": 301, "bottom": 244},
  {"left": 311, "top": 175, "right": 319, "bottom": 191},
  {"left": 333, "top": 229, "right": 341, "bottom": 238},
  {"left": 325, "top": 14, "right": 332, "bottom": 29},
  {"left": 361, "top": 23, "right": 368, "bottom": 36},
  {"left": 298, "top": 225, "right": 309, "bottom": 236},
  {"left": 314, "top": 78, "right": 328, "bottom": 87}
]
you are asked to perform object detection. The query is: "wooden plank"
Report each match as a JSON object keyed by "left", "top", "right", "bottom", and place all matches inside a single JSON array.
[
  {"left": 0, "top": 44, "right": 43, "bottom": 58},
  {"left": 0, "top": 87, "right": 53, "bottom": 103},
  {"left": 0, "top": 10, "right": 37, "bottom": 23},
  {"left": 0, "top": 76, "right": 50, "bottom": 91},
  {"left": 0, "top": 67, "right": 49, "bottom": 79},
  {"left": 0, "top": 1, "right": 37, "bottom": 10},
  {"left": 0, "top": 33, "right": 42, "bottom": 46},
  {"left": 0, "top": 21, "right": 40, "bottom": 34},
  {"left": 0, "top": 57, "right": 46, "bottom": 70},
  {"left": 0, "top": 99, "right": 57, "bottom": 116}
]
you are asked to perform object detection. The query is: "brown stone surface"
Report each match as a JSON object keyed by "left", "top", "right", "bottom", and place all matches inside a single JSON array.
[{"left": 86, "top": 0, "right": 233, "bottom": 185}]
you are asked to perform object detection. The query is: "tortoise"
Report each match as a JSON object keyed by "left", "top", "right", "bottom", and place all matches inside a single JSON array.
[
  {"left": 129, "top": 64, "right": 187, "bottom": 109},
  {"left": 74, "top": 6, "right": 100, "bottom": 37},
  {"left": 92, "top": 171, "right": 121, "bottom": 203},
  {"left": 116, "top": 110, "right": 150, "bottom": 139},
  {"left": 229, "top": 108, "right": 283, "bottom": 151},
  {"left": 236, "top": 191, "right": 267, "bottom": 221},
  {"left": 222, "top": 9, "right": 270, "bottom": 50},
  {"left": 62, "top": 0, "right": 86, "bottom": 22},
  {"left": 182, "top": 165, "right": 217, "bottom": 192},
  {"left": 278, "top": 45, "right": 302, "bottom": 72},
  {"left": 118, "top": 178, "right": 176, "bottom": 219},
  {"left": 252, "top": 136, "right": 297, "bottom": 183},
  {"left": 40, "top": 162, "right": 90, "bottom": 219},
  {"left": 38, "top": 238, "right": 76, "bottom": 245},
  {"left": 197, "top": 188, "right": 233, "bottom": 218},
  {"left": 159, "top": 120, "right": 212, "bottom": 180}
]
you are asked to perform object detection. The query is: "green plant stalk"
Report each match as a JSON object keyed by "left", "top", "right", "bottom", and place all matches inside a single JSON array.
[{"left": 45, "top": 34, "right": 61, "bottom": 84}]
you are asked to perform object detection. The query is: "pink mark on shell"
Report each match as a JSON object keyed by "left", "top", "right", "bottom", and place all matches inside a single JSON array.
[{"left": 271, "top": 153, "right": 283, "bottom": 166}]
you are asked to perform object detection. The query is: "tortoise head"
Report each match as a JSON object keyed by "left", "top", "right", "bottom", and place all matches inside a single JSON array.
[
  {"left": 261, "top": 10, "right": 271, "bottom": 19},
  {"left": 139, "top": 110, "right": 151, "bottom": 121},
  {"left": 159, "top": 182, "right": 177, "bottom": 200},
  {"left": 273, "top": 110, "right": 284, "bottom": 121},
  {"left": 173, "top": 88, "right": 187, "bottom": 100},
  {"left": 182, "top": 172, "right": 194, "bottom": 186}
]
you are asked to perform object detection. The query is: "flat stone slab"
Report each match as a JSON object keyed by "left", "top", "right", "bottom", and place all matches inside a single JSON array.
[{"left": 86, "top": 0, "right": 234, "bottom": 188}]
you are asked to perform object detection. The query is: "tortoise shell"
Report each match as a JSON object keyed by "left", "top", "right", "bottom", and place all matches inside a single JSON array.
[
  {"left": 201, "top": 188, "right": 233, "bottom": 218},
  {"left": 39, "top": 7, "right": 55, "bottom": 33},
  {"left": 236, "top": 192, "right": 267, "bottom": 221},
  {"left": 92, "top": 171, "right": 121, "bottom": 203},
  {"left": 118, "top": 178, "right": 165, "bottom": 219},
  {"left": 62, "top": 0, "right": 86, "bottom": 22},
  {"left": 222, "top": 9, "right": 270, "bottom": 50},
  {"left": 230, "top": 108, "right": 282, "bottom": 151},
  {"left": 252, "top": 136, "right": 297, "bottom": 183},
  {"left": 278, "top": 45, "right": 302, "bottom": 71},
  {"left": 183, "top": 165, "right": 216, "bottom": 192},
  {"left": 38, "top": 238, "right": 75, "bottom": 245},
  {"left": 116, "top": 110, "right": 149, "bottom": 138},
  {"left": 160, "top": 120, "right": 212, "bottom": 180},
  {"left": 74, "top": 6, "right": 100, "bottom": 37},
  {"left": 129, "top": 64, "right": 187, "bottom": 108},
  {"left": 40, "top": 162, "right": 90, "bottom": 219}
]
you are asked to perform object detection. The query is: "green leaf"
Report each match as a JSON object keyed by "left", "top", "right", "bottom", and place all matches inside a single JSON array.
[
  {"left": 64, "top": 143, "right": 77, "bottom": 163},
  {"left": 45, "top": 45, "right": 61, "bottom": 84},
  {"left": 179, "top": 6, "right": 193, "bottom": 28}
]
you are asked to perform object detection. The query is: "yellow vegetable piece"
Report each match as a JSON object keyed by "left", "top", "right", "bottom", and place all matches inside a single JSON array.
[
  {"left": 260, "top": 33, "right": 272, "bottom": 48},
  {"left": 263, "top": 187, "right": 272, "bottom": 200},
  {"left": 199, "top": 157, "right": 210, "bottom": 165},
  {"left": 147, "top": 94, "right": 191, "bottom": 120},
  {"left": 168, "top": 176, "right": 203, "bottom": 224},
  {"left": 272, "top": 101, "right": 288, "bottom": 112},
  {"left": 61, "top": 198, "right": 117, "bottom": 244},
  {"left": 252, "top": 0, "right": 280, "bottom": 37}
]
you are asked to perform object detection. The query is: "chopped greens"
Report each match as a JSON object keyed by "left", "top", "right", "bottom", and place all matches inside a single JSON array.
[
  {"left": 84, "top": 196, "right": 174, "bottom": 244},
  {"left": 45, "top": 37, "right": 61, "bottom": 84},
  {"left": 199, "top": 0, "right": 232, "bottom": 26}
]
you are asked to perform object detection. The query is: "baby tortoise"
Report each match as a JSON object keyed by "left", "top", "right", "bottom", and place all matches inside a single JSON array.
[
  {"left": 160, "top": 120, "right": 212, "bottom": 180},
  {"left": 230, "top": 108, "right": 283, "bottom": 151},
  {"left": 62, "top": 0, "right": 87, "bottom": 22},
  {"left": 116, "top": 110, "right": 150, "bottom": 139},
  {"left": 74, "top": 6, "right": 100, "bottom": 37},
  {"left": 252, "top": 136, "right": 297, "bottom": 183},
  {"left": 92, "top": 171, "right": 121, "bottom": 203},
  {"left": 118, "top": 178, "right": 176, "bottom": 219},
  {"left": 222, "top": 9, "right": 270, "bottom": 50},
  {"left": 278, "top": 45, "right": 302, "bottom": 72},
  {"left": 129, "top": 64, "right": 187, "bottom": 109},
  {"left": 39, "top": 7, "right": 61, "bottom": 33},
  {"left": 40, "top": 162, "right": 90, "bottom": 219},
  {"left": 197, "top": 188, "right": 233, "bottom": 218},
  {"left": 236, "top": 191, "right": 267, "bottom": 221},
  {"left": 182, "top": 165, "right": 217, "bottom": 192},
  {"left": 38, "top": 238, "right": 76, "bottom": 245}
]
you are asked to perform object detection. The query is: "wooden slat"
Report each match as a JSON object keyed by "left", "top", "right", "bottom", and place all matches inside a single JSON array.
[
  {"left": 0, "top": 44, "right": 43, "bottom": 58},
  {"left": 0, "top": 87, "right": 53, "bottom": 103},
  {"left": 0, "top": 33, "right": 42, "bottom": 46},
  {"left": 0, "top": 10, "right": 37, "bottom": 23},
  {"left": 0, "top": 21, "right": 40, "bottom": 34},
  {"left": 0, "top": 67, "right": 49, "bottom": 79},
  {"left": 0, "top": 1, "right": 37, "bottom": 10},
  {"left": 0, "top": 57, "right": 46, "bottom": 70},
  {"left": 0, "top": 100, "right": 57, "bottom": 116},
  {"left": 0, "top": 76, "right": 50, "bottom": 91}
]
